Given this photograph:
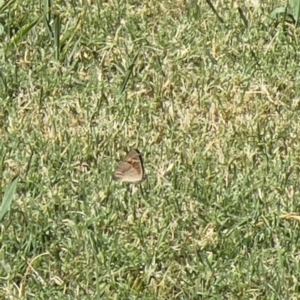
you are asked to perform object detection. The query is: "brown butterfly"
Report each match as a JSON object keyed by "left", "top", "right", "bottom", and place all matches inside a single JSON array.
[{"left": 113, "top": 149, "right": 146, "bottom": 184}]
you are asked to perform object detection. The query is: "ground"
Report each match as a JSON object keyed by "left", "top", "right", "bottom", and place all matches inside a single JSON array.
[{"left": 1, "top": 0, "right": 300, "bottom": 299}]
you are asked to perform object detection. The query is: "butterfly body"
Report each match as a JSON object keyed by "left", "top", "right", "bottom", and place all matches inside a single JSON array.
[{"left": 113, "top": 149, "right": 146, "bottom": 184}]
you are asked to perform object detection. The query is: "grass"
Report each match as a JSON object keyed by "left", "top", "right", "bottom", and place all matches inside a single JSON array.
[{"left": 1, "top": 0, "right": 300, "bottom": 298}]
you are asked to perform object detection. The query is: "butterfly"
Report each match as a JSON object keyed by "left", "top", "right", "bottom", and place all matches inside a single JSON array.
[{"left": 113, "top": 149, "right": 146, "bottom": 184}]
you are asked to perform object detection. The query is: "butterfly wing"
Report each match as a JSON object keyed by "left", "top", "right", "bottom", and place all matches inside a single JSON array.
[{"left": 113, "top": 149, "right": 145, "bottom": 183}]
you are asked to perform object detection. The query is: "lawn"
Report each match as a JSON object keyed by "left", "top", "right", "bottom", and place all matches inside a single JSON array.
[{"left": 1, "top": 0, "right": 300, "bottom": 299}]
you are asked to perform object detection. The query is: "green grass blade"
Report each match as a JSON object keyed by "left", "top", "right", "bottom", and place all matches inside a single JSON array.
[
  {"left": 205, "top": 0, "right": 225, "bottom": 23},
  {"left": 270, "top": 5, "right": 296, "bottom": 24},
  {"left": 44, "top": 0, "right": 54, "bottom": 38},
  {"left": 270, "top": 7, "right": 289, "bottom": 19},
  {"left": 54, "top": 14, "right": 61, "bottom": 61},
  {"left": 118, "top": 52, "right": 139, "bottom": 96},
  {"left": 12, "top": 16, "right": 43, "bottom": 44},
  {"left": 0, "top": 177, "right": 18, "bottom": 222},
  {"left": 292, "top": 0, "right": 300, "bottom": 24},
  {"left": 0, "top": 0, "right": 15, "bottom": 13}
]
